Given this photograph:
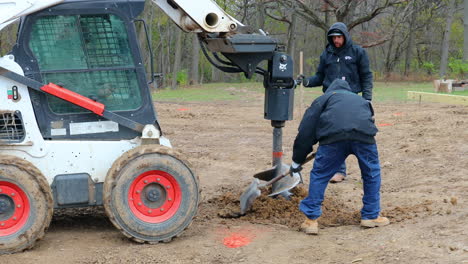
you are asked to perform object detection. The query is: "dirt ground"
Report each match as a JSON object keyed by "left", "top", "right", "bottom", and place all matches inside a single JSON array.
[{"left": 2, "top": 89, "right": 467, "bottom": 263}]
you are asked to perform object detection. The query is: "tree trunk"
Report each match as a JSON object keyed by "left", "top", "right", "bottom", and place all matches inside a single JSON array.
[
  {"left": 464, "top": 0, "right": 468, "bottom": 61},
  {"left": 241, "top": 0, "right": 249, "bottom": 23},
  {"left": 384, "top": 14, "right": 398, "bottom": 77},
  {"left": 287, "top": 10, "right": 297, "bottom": 58},
  {"left": 190, "top": 34, "right": 200, "bottom": 85},
  {"left": 439, "top": 0, "right": 457, "bottom": 79},
  {"left": 403, "top": 38, "right": 414, "bottom": 76},
  {"left": 404, "top": 28, "right": 415, "bottom": 76},
  {"left": 171, "top": 27, "right": 183, "bottom": 89},
  {"left": 324, "top": 3, "right": 330, "bottom": 46},
  {"left": 256, "top": 0, "right": 265, "bottom": 30},
  {"left": 404, "top": 2, "right": 416, "bottom": 77},
  {"left": 163, "top": 22, "right": 173, "bottom": 88}
]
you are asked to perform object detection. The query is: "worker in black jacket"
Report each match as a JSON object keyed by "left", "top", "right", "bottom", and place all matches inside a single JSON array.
[
  {"left": 298, "top": 22, "right": 373, "bottom": 183},
  {"left": 290, "top": 79, "right": 389, "bottom": 235}
]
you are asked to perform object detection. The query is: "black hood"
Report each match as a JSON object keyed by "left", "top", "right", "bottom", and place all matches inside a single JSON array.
[
  {"left": 327, "top": 22, "right": 352, "bottom": 51},
  {"left": 325, "top": 79, "right": 352, "bottom": 93}
]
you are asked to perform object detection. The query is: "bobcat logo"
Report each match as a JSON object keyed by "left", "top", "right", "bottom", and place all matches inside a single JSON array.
[{"left": 279, "top": 63, "right": 287, "bottom": 72}]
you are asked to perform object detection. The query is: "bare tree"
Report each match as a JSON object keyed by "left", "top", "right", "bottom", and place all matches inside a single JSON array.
[
  {"left": 190, "top": 35, "right": 200, "bottom": 85},
  {"left": 288, "top": 0, "right": 408, "bottom": 29},
  {"left": 440, "top": 0, "right": 457, "bottom": 78},
  {"left": 382, "top": 4, "right": 412, "bottom": 76},
  {"left": 256, "top": 0, "right": 266, "bottom": 29},
  {"left": 464, "top": 0, "right": 468, "bottom": 61},
  {"left": 287, "top": 9, "right": 298, "bottom": 57},
  {"left": 404, "top": 1, "right": 417, "bottom": 76},
  {"left": 172, "top": 27, "right": 183, "bottom": 89},
  {"left": 144, "top": 0, "right": 462, "bottom": 83},
  {"left": 274, "top": 0, "right": 409, "bottom": 47}
]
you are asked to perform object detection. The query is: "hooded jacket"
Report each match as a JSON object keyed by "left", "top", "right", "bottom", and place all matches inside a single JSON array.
[
  {"left": 292, "top": 79, "right": 378, "bottom": 164},
  {"left": 303, "top": 22, "right": 373, "bottom": 101}
]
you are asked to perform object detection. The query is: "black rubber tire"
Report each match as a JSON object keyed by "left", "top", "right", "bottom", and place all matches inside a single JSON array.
[
  {"left": 103, "top": 145, "right": 199, "bottom": 243},
  {"left": 0, "top": 155, "right": 53, "bottom": 254}
]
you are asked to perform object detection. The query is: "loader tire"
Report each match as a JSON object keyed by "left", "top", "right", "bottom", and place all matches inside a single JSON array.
[
  {"left": 0, "top": 156, "right": 53, "bottom": 254},
  {"left": 104, "top": 145, "right": 199, "bottom": 243}
]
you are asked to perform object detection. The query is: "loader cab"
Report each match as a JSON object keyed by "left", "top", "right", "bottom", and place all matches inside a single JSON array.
[{"left": 11, "top": 0, "right": 157, "bottom": 140}]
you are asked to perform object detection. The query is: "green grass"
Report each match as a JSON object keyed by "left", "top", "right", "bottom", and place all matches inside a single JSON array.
[
  {"left": 451, "top": 90, "right": 468, "bottom": 96},
  {"left": 152, "top": 81, "right": 466, "bottom": 103},
  {"left": 372, "top": 82, "right": 433, "bottom": 102},
  {"left": 291, "top": 81, "right": 442, "bottom": 103},
  {"left": 152, "top": 82, "right": 261, "bottom": 102}
]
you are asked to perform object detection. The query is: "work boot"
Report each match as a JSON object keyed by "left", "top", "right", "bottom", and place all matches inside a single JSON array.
[
  {"left": 329, "top": 173, "right": 345, "bottom": 183},
  {"left": 360, "top": 216, "right": 390, "bottom": 228},
  {"left": 300, "top": 218, "right": 318, "bottom": 235}
]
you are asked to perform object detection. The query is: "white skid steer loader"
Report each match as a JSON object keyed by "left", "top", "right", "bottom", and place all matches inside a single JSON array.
[{"left": 0, "top": 0, "right": 297, "bottom": 254}]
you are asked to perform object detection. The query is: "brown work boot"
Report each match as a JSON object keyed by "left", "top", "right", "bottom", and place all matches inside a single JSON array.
[
  {"left": 329, "top": 173, "right": 345, "bottom": 183},
  {"left": 300, "top": 218, "right": 318, "bottom": 235},
  {"left": 361, "top": 216, "right": 390, "bottom": 228}
]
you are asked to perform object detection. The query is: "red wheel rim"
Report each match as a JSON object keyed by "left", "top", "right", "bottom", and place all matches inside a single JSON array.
[
  {"left": 0, "top": 181, "right": 30, "bottom": 236},
  {"left": 128, "top": 170, "right": 181, "bottom": 223}
]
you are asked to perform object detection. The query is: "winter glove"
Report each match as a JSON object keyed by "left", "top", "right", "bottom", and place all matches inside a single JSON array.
[
  {"left": 295, "top": 74, "right": 305, "bottom": 86},
  {"left": 367, "top": 100, "right": 375, "bottom": 122},
  {"left": 290, "top": 161, "right": 303, "bottom": 183},
  {"left": 290, "top": 161, "right": 302, "bottom": 173}
]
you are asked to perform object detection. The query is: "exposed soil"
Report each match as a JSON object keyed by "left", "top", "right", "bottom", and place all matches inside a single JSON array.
[
  {"left": 212, "top": 187, "right": 361, "bottom": 228},
  {"left": 2, "top": 88, "right": 467, "bottom": 263}
]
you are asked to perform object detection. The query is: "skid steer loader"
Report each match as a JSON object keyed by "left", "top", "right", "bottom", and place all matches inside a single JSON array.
[{"left": 0, "top": 0, "right": 296, "bottom": 254}]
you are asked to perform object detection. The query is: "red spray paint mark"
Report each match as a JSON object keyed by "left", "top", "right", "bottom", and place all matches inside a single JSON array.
[
  {"left": 393, "top": 112, "right": 404, "bottom": 116},
  {"left": 378, "top": 123, "right": 392, "bottom": 127},
  {"left": 177, "top": 108, "right": 189, "bottom": 111},
  {"left": 215, "top": 225, "right": 268, "bottom": 248},
  {"left": 223, "top": 233, "right": 252, "bottom": 248}
]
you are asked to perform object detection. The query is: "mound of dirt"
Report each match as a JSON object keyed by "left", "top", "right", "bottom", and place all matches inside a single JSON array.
[
  {"left": 206, "top": 186, "right": 360, "bottom": 228},
  {"left": 205, "top": 186, "right": 442, "bottom": 229}
]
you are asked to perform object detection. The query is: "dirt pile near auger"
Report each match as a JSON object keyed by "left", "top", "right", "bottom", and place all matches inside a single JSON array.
[
  {"left": 210, "top": 186, "right": 361, "bottom": 228},
  {"left": 207, "top": 186, "right": 442, "bottom": 229}
]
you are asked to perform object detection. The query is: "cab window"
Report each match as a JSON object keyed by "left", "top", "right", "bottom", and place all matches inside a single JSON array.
[{"left": 29, "top": 14, "right": 142, "bottom": 114}]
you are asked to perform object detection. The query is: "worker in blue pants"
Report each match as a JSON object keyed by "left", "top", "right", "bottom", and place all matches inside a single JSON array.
[{"left": 290, "top": 79, "right": 389, "bottom": 235}]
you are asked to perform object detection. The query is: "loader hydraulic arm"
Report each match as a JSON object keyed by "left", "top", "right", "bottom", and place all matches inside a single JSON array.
[
  {"left": 154, "top": 0, "right": 298, "bottom": 197},
  {"left": 153, "top": 0, "right": 241, "bottom": 33}
]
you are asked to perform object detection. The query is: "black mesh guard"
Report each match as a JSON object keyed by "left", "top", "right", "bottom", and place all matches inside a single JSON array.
[{"left": 0, "top": 112, "right": 25, "bottom": 142}]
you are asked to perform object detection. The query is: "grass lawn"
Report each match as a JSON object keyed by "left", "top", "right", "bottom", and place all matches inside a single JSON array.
[
  {"left": 152, "top": 83, "right": 244, "bottom": 101},
  {"left": 451, "top": 90, "right": 468, "bottom": 96},
  {"left": 152, "top": 81, "right": 466, "bottom": 104}
]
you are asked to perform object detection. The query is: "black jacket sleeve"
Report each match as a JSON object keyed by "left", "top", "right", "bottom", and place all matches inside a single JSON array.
[
  {"left": 358, "top": 48, "right": 373, "bottom": 101},
  {"left": 292, "top": 96, "right": 325, "bottom": 164}
]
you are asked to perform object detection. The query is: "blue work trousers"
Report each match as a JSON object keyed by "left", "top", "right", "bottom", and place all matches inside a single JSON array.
[
  {"left": 299, "top": 140, "right": 381, "bottom": 220},
  {"left": 337, "top": 162, "right": 347, "bottom": 176}
]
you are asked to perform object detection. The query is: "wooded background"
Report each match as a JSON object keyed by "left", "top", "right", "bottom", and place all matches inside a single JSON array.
[{"left": 1, "top": 0, "right": 467, "bottom": 88}]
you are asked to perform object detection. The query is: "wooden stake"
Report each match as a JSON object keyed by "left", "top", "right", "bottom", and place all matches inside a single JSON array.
[{"left": 299, "top": 51, "right": 304, "bottom": 118}]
